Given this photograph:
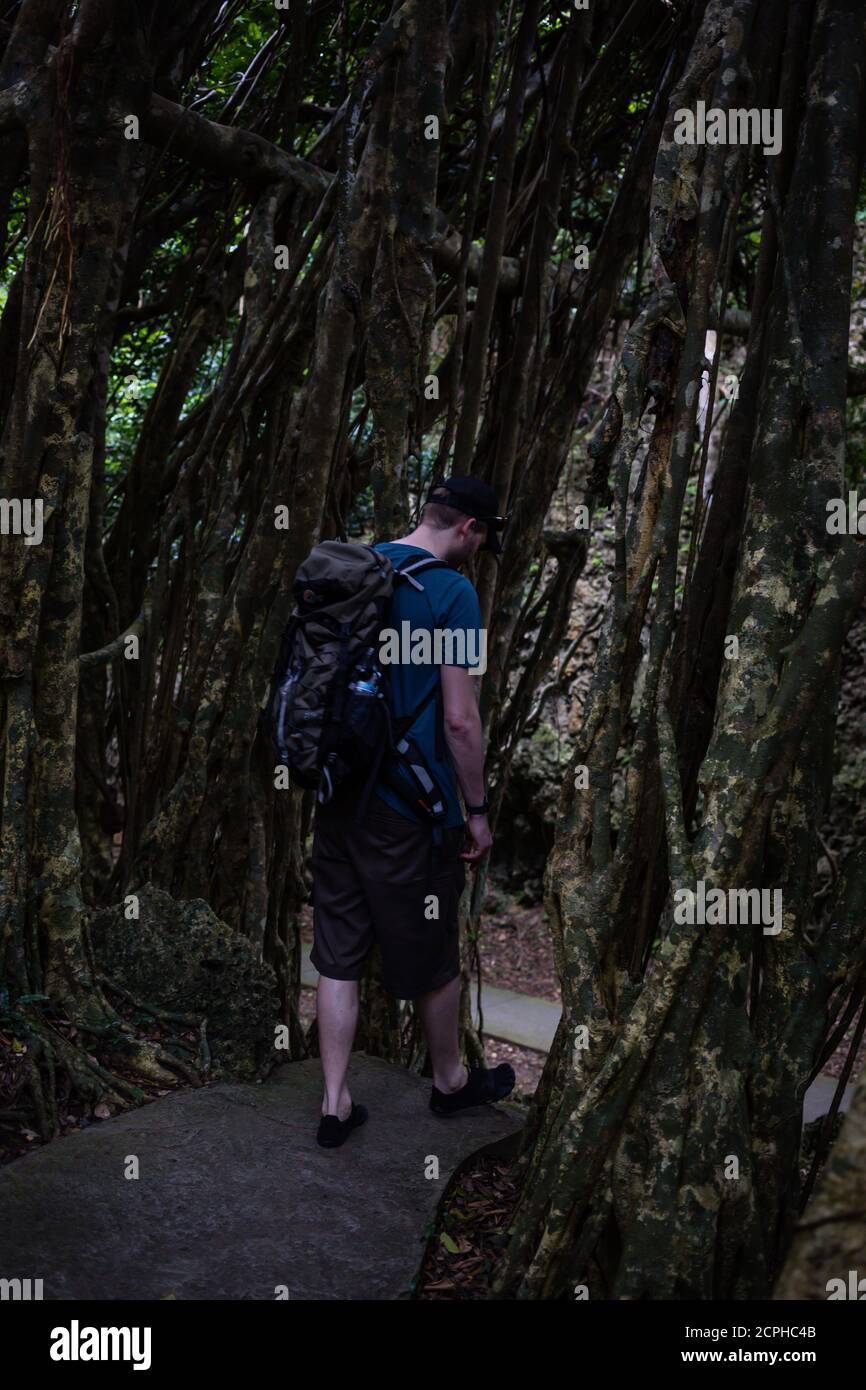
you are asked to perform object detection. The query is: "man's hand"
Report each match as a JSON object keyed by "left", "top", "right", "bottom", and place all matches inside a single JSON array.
[{"left": 460, "top": 813, "right": 493, "bottom": 865}]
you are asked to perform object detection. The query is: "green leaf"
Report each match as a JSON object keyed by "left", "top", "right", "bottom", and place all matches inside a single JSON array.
[{"left": 440, "top": 1231, "right": 460, "bottom": 1255}]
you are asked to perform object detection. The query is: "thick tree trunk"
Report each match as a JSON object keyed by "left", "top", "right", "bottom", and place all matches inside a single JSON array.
[
  {"left": 493, "top": 0, "right": 866, "bottom": 1300},
  {"left": 0, "top": 1, "right": 189, "bottom": 1132}
]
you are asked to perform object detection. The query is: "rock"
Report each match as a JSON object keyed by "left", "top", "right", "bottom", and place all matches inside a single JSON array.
[
  {"left": 89, "top": 886, "right": 278, "bottom": 1082},
  {"left": 492, "top": 725, "right": 563, "bottom": 897}
]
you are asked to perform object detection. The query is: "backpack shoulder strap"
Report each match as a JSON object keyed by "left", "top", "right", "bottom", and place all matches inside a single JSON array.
[
  {"left": 385, "top": 553, "right": 453, "bottom": 759},
  {"left": 390, "top": 554, "right": 451, "bottom": 590}
]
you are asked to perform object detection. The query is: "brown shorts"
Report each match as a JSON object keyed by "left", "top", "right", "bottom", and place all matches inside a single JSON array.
[{"left": 310, "top": 795, "right": 466, "bottom": 1000}]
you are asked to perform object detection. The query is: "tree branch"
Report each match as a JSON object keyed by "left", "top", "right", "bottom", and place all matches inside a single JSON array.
[
  {"left": 79, "top": 611, "right": 148, "bottom": 669},
  {"left": 140, "top": 93, "right": 330, "bottom": 197}
]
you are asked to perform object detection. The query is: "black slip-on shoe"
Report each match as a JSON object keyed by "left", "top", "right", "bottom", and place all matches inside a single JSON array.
[
  {"left": 430, "top": 1063, "right": 516, "bottom": 1116},
  {"left": 317, "top": 1102, "right": 369, "bottom": 1148}
]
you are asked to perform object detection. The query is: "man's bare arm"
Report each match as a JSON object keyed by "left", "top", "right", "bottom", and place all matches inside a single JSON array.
[{"left": 440, "top": 664, "right": 492, "bottom": 864}]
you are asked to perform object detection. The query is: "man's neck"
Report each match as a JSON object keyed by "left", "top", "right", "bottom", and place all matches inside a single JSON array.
[{"left": 391, "top": 525, "right": 451, "bottom": 562}]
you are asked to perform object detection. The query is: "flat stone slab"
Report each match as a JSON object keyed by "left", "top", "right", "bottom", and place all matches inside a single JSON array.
[
  {"left": 469, "top": 984, "right": 559, "bottom": 1052},
  {"left": 802, "top": 1073, "right": 855, "bottom": 1126},
  {"left": 0, "top": 1053, "right": 523, "bottom": 1301}
]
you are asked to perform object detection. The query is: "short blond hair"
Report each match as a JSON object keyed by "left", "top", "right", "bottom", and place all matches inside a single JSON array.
[{"left": 422, "top": 500, "right": 469, "bottom": 530}]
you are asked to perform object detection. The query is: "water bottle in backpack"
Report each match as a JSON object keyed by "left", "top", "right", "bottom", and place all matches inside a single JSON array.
[
  {"left": 348, "top": 648, "right": 382, "bottom": 698},
  {"left": 344, "top": 646, "right": 387, "bottom": 752}
]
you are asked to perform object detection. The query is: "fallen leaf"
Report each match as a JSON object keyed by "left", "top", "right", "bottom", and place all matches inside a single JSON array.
[{"left": 93, "top": 1103, "right": 111, "bottom": 1120}]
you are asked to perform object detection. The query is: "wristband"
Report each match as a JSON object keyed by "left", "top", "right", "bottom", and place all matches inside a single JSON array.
[{"left": 465, "top": 795, "right": 490, "bottom": 816}]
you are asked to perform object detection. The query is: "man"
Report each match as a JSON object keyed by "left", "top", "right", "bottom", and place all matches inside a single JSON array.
[{"left": 311, "top": 475, "right": 516, "bottom": 1147}]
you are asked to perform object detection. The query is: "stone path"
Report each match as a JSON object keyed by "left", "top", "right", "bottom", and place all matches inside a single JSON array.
[
  {"left": 3, "top": 964, "right": 852, "bottom": 1303},
  {"left": 0, "top": 1054, "right": 522, "bottom": 1301}
]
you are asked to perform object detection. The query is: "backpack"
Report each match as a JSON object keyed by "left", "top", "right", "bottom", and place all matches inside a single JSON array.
[{"left": 259, "top": 540, "right": 452, "bottom": 829}]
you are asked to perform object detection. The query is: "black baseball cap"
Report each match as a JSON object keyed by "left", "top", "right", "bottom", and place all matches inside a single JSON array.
[{"left": 425, "top": 475, "right": 508, "bottom": 554}]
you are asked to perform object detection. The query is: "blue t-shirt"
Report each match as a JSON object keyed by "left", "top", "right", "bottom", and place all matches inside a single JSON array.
[{"left": 374, "top": 542, "right": 484, "bottom": 828}]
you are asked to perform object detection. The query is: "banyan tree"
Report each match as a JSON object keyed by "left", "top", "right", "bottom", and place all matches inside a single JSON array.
[{"left": 1, "top": 0, "right": 864, "bottom": 1299}]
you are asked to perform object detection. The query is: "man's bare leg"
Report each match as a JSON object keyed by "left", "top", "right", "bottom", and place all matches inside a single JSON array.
[
  {"left": 415, "top": 975, "right": 468, "bottom": 1093},
  {"left": 317, "top": 976, "right": 359, "bottom": 1119}
]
